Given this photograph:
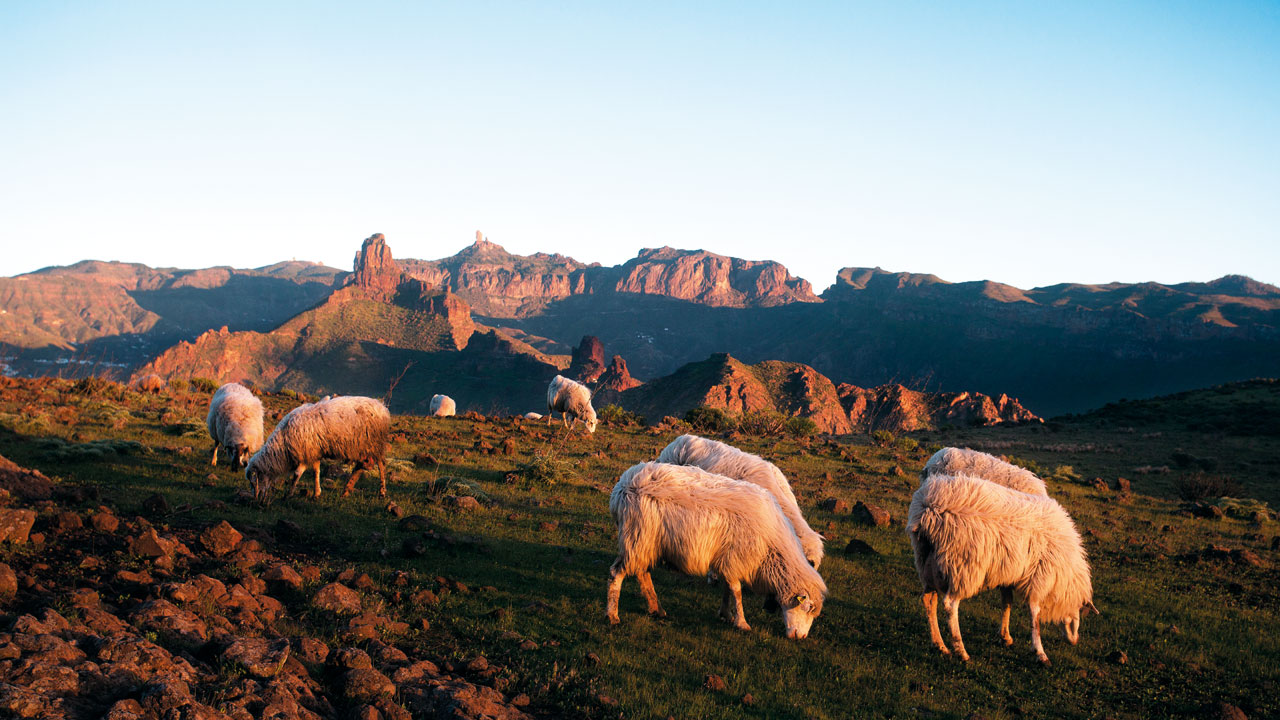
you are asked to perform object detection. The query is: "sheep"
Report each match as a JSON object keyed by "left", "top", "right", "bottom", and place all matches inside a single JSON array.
[
  {"left": 920, "top": 446, "right": 1048, "bottom": 642},
  {"left": 921, "top": 447, "right": 1047, "bottom": 495},
  {"left": 907, "top": 472, "right": 1097, "bottom": 664},
  {"left": 607, "top": 461, "right": 827, "bottom": 639},
  {"left": 206, "top": 383, "right": 264, "bottom": 471},
  {"left": 546, "top": 375, "right": 597, "bottom": 433},
  {"left": 522, "top": 412, "right": 543, "bottom": 420},
  {"left": 132, "top": 374, "right": 166, "bottom": 394},
  {"left": 658, "top": 434, "right": 824, "bottom": 568},
  {"left": 429, "top": 394, "right": 456, "bottom": 417},
  {"left": 245, "top": 395, "right": 391, "bottom": 502}
]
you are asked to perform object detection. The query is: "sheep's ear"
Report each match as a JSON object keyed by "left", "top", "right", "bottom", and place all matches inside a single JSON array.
[
  {"left": 817, "top": 533, "right": 827, "bottom": 541},
  {"left": 792, "top": 594, "right": 807, "bottom": 607},
  {"left": 1084, "top": 601, "right": 1099, "bottom": 616}
]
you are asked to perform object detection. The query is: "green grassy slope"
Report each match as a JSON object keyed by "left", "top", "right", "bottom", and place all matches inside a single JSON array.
[{"left": 0, "top": 378, "right": 1276, "bottom": 719}]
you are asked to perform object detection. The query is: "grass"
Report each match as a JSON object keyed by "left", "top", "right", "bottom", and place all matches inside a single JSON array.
[{"left": 0, "top": 376, "right": 1277, "bottom": 718}]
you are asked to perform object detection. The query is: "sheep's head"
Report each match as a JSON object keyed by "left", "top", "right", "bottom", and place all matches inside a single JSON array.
[
  {"left": 583, "top": 407, "right": 598, "bottom": 433},
  {"left": 1065, "top": 600, "right": 1099, "bottom": 644},
  {"left": 231, "top": 443, "right": 251, "bottom": 470},
  {"left": 781, "top": 592, "right": 823, "bottom": 640},
  {"left": 245, "top": 461, "right": 274, "bottom": 504}
]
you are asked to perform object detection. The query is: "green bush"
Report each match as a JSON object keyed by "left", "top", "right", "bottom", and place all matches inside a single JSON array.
[
  {"left": 598, "top": 404, "right": 645, "bottom": 427},
  {"left": 739, "top": 411, "right": 788, "bottom": 436},
  {"left": 784, "top": 416, "right": 819, "bottom": 437},
  {"left": 1175, "top": 472, "right": 1244, "bottom": 501},
  {"left": 189, "top": 377, "right": 220, "bottom": 393},
  {"left": 894, "top": 436, "right": 920, "bottom": 453},
  {"left": 167, "top": 378, "right": 188, "bottom": 392},
  {"left": 1004, "top": 454, "right": 1049, "bottom": 477},
  {"left": 517, "top": 453, "right": 572, "bottom": 486},
  {"left": 870, "top": 429, "right": 896, "bottom": 447},
  {"left": 72, "top": 376, "right": 117, "bottom": 398},
  {"left": 685, "top": 407, "right": 736, "bottom": 434}
]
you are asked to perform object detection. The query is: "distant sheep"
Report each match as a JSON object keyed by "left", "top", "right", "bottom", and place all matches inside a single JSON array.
[
  {"left": 607, "top": 461, "right": 827, "bottom": 639},
  {"left": 430, "top": 394, "right": 456, "bottom": 417},
  {"left": 132, "top": 374, "right": 166, "bottom": 394},
  {"left": 659, "top": 434, "right": 824, "bottom": 568},
  {"left": 921, "top": 447, "right": 1047, "bottom": 495},
  {"left": 522, "top": 412, "right": 543, "bottom": 420},
  {"left": 245, "top": 395, "right": 390, "bottom": 502},
  {"left": 206, "top": 383, "right": 264, "bottom": 471},
  {"left": 907, "top": 473, "right": 1096, "bottom": 664},
  {"left": 546, "top": 375, "right": 597, "bottom": 433}
]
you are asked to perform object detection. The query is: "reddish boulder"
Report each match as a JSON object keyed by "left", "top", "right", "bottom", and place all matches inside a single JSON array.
[{"left": 199, "top": 520, "right": 243, "bottom": 556}]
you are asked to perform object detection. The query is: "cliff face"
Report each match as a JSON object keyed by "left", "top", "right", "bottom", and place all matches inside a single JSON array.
[
  {"left": 567, "top": 336, "right": 607, "bottom": 383},
  {"left": 349, "top": 233, "right": 403, "bottom": 302},
  {"left": 837, "top": 383, "right": 1039, "bottom": 433},
  {"left": 398, "top": 234, "right": 819, "bottom": 318},
  {"left": 610, "top": 247, "right": 819, "bottom": 307}
]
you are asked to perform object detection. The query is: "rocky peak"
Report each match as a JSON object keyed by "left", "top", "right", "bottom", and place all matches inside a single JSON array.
[
  {"left": 837, "top": 383, "right": 1040, "bottom": 432},
  {"left": 568, "top": 336, "right": 606, "bottom": 383},
  {"left": 615, "top": 248, "right": 820, "bottom": 307},
  {"left": 597, "top": 355, "right": 641, "bottom": 393},
  {"left": 350, "top": 233, "right": 402, "bottom": 302}
]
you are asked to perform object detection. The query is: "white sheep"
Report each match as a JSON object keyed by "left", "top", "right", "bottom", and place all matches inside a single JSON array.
[
  {"left": 607, "top": 461, "right": 828, "bottom": 639},
  {"left": 921, "top": 447, "right": 1047, "bottom": 495},
  {"left": 658, "top": 434, "right": 824, "bottom": 568},
  {"left": 546, "top": 375, "right": 597, "bottom": 433},
  {"left": 206, "top": 383, "right": 265, "bottom": 470},
  {"left": 920, "top": 446, "right": 1048, "bottom": 643},
  {"left": 245, "top": 395, "right": 391, "bottom": 502},
  {"left": 907, "top": 472, "right": 1096, "bottom": 664},
  {"left": 132, "top": 374, "right": 166, "bottom": 394},
  {"left": 430, "top": 394, "right": 457, "bottom": 417},
  {"left": 522, "top": 412, "right": 543, "bottom": 420}
]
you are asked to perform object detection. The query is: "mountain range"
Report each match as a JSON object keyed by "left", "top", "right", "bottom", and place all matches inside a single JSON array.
[{"left": 3, "top": 231, "right": 1277, "bottom": 421}]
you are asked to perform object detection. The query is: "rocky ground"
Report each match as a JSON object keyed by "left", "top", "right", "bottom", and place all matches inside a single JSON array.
[{"left": 0, "top": 455, "right": 531, "bottom": 720}]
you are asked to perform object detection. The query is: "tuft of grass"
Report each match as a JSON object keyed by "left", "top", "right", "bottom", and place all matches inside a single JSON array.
[{"left": 1175, "top": 472, "right": 1245, "bottom": 501}]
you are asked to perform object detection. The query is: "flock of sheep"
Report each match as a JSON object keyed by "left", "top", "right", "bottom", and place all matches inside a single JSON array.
[{"left": 201, "top": 373, "right": 1095, "bottom": 664}]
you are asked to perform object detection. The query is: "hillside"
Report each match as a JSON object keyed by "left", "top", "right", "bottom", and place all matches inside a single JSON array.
[
  {"left": 6, "top": 231, "right": 1279, "bottom": 415},
  {"left": 599, "top": 352, "right": 1038, "bottom": 433},
  {"left": 0, "top": 376, "right": 1275, "bottom": 719}
]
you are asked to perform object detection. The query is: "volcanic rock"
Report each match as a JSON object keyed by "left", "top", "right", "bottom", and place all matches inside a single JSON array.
[
  {"left": 313, "top": 583, "right": 362, "bottom": 615},
  {"left": 852, "top": 501, "right": 892, "bottom": 527},
  {"left": 0, "top": 509, "right": 36, "bottom": 544},
  {"left": 199, "top": 520, "right": 243, "bottom": 556}
]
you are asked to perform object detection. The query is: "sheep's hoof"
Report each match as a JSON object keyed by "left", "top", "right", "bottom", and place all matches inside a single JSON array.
[
  {"left": 1038, "top": 654, "right": 1051, "bottom": 666},
  {"left": 648, "top": 609, "right": 667, "bottom": 619},
  {"left": 607, "top": 615, "right": 620, "bottom": 625},
  {"left": 1000, "top": 635, "right": 1014, "bottom": 646},
  {"left": 733, "top": 621, "right": 752, "bottom": 632},
  {"left": 934, "top": 645, "right": 951, "bottom": 656},
  {"left": 341, "top": 490, "right": 352, "bottom": 498}
]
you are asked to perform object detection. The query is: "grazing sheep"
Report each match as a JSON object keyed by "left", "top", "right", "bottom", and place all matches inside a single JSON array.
[
  {"left": 920, "top": 446, "right": 1048, "bottom": 642},
  {"left": 921, "top": 447, "right": 1047, "bottom": 495},
  {"left": 659, "top": 434, "right": 824, "bottom": 568},
  {"left": 132, "top": 374, "right": 166, "bottom": 394},
  {"left": 245, "top": 395, "right": 391, "bottom": 502},
  {"left": 607, "top": 461, "right": 827, "bottom": 639},
  {"left": 206, "top": 383, "right": 264, "bottom": 471},
  {"left": 522, "top": 412, "right": 543, "bottom": 420},
  {"left": 907, "top": 473, "right": 1096, "bottom": 664},
  {"left": 430, "top": 394, "right": 457, "bottom": 417},
  {"left": 546, "top": 375, "right": 597, "bottom": 433}
]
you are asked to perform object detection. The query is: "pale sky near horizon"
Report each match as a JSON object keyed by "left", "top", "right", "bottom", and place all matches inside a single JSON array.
[{"left": 1, "top": 1, "right": 1277, "bottom": 291}]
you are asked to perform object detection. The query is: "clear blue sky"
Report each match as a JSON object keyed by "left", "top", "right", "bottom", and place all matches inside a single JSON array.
[{"left": 2, "top": 1, "right": 1277, "bottom": 290}]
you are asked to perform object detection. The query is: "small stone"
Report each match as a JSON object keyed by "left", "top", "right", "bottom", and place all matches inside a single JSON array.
[
  {"left": 704, "top": 674, "right": 727, "bottom": 692},
  {"left": 385, "top": 501, "right": 403, "bottom": 518},
  {"left": 843, "top": 538, "right": 878, "bottom": 555},
  {"left": 852, "top": 501, "right": 891, "bottom": 527},
  {"left": 313, "top": 583, "right": 362, "bottom": 614},
  {"left": 91, "top": 511, "right": 119, "bottom": 533},
  {"left": 0, "top": 563, "right": 16, "bottom": 601},
  {"left": 445, "top": 495, "right": 481, "bottom": 512},
  {"left": 263, "top": 564, "right": 304, "bottom": 591},
  {"left": 142, "top": 493, "right": 171, "bottom": 515},
  {"left": 585, "top": 652, "right": 601, "bottom": 665},
  {"left": 294, "top": 637, "right": 330, "bottom": 665},
  {"left": 819, "top": 497, "right": 849, "bottom": 513},
  {"left": 0, "top": 508, "right": 37, "bottom": 544},
  {"left": 511, "top": 694, "right": 531, "bottom": 707},
  {"left": 538, "top": 521, "right": 558, "bottom": 532},
  {"left": 1114, "top": 477, "right": 1131, "bottom": 492},
  {"left": 519, "top": 640, "right": 538, "bottom": 651},
  {"left": 466, "top": 655, "right": 489, "bottom": 672},
  {"left": 399, "top": 515, "right": 431, "bottom": 531},
  {"left": 199, "top": 520, "right": 243, "bottom": 556},
  {"left": 742, "top": 693, "right": 755, "bottom": 705},
  {"left": 1211, "top": 702, "right": 1248, "bottom": 720},
  {"left": 129, "top": 528, "right": 177, "bottom": 559},
  {"left": 49, "top": 511, "right": 83, "bottom": 534},
  {"left": 597, "top": 694, "right": 618, "bottom": 707},
  {"left": 1108, "top": 650, "right": 1128, "bottom": 665},
  {"left": 342, "top": 668, "right": 395, "bottom": 701},
  {"left": 222, "top": 638, "right": 291, "bottom": 679}
]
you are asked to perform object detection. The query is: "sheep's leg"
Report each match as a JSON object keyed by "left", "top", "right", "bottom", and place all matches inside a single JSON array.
[
  {"left": 343, "top": 462, "right": 365, "bottom": 497},
  {"left": 606, "top": 559, "right": 627, "bottom": 625},
  {"left": 546, "top": 412, "right": 552, "bottom": 427},
  {"left": 999, "top": 586, "right": 1015, "bottom": 646},
  {"left": 377, "top": 458, "right": 387, "bottom": 497},
  {"left": 719, "top": 584, "right": 733, "bottom": 621},
  {"left": 562, "top": 413, "right": 570, "bottom": 429},
  {"left": 1029, "top": 601, "right": 1050, "bottom": 665},
  {"left": 922, "top": 591, "right": 950, "bottom": 655},
  {"left": 312, "top": 463, "right": 322, "bottom": 498},
  {"left": 636, "top": 571, "right": 665, "bottom": 618},
  {"left": 726, "top": 579, "right": 751, "bottom": 631},
  {"left": 288, "top": 466, "right": 306, "bottom": 496},
  {"left": 943, "top": 594, "right": 969, "bottom": 661},
  {"left": 210, "top": 441, "right": 220, "bottom": 467}
]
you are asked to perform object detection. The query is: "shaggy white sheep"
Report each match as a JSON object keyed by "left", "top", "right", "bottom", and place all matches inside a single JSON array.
[
  {"left": 921, "top": 447, "right": 1047, "bottom": 495},
  {"left": 546, "top": 375, "right": 597, "bottom": 433},
  {"left": 522, "top": 412, "right": 543, "bottom": 420},
  {"left": 907, "top": 472, "right": 1096, "bottom": 664},
  {"left": 920, "top": 446, "right": 1049, "bottom": 643},
  {"left": 429, "top": 394, "right": 457, "bottom": 417},
  {"left": 245, "top": 395, "right": 391, "bottom": 502},
  {"left": 658, "top": 434, "right": 824, "bottom": 568},
  {"left": 607, "top": 461, "right": 827, "bottom": 639},
  {"left": 206, "top": 383, "right": 264, "bottom": 470}
]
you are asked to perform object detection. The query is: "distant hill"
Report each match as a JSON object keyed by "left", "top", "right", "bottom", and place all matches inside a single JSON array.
[{"left": 5, "top": 231, "right": 1278, "bottom": 415}]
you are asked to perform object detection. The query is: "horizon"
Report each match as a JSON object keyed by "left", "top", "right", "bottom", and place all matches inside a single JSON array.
[
  {"left": 2, "top": 3, "right": 1278, "bottom": 288},
  {"left": 10, "top": 229, "right": 1276, "bottom": 294}
]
